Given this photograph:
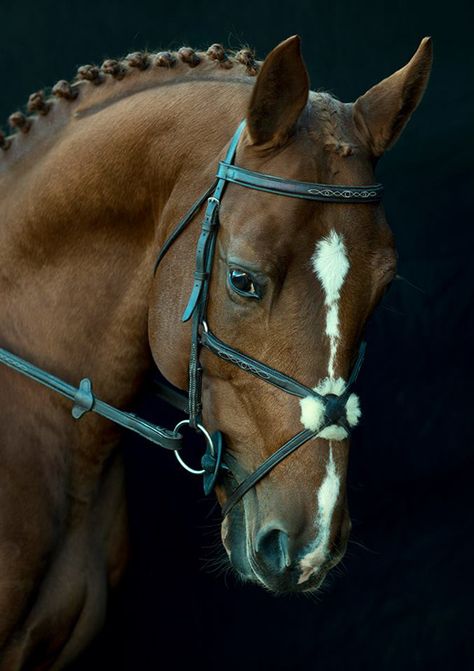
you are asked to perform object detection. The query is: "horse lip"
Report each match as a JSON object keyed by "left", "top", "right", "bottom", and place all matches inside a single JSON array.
[{"left": 247, "top": 557, "right": 329, "bottom": 593}]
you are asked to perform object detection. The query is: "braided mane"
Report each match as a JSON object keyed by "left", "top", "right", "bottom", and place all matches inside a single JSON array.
[
  {"left": 0, "top": 42, "right": 353, "bottom": 164},
  {"left": 0, "top": 44, "right": 260, "bottom": 153}
]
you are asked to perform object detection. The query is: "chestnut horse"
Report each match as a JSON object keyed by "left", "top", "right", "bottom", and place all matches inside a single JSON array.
[{"left": 0, "top": 36, "right": 432, "bottom": 668}]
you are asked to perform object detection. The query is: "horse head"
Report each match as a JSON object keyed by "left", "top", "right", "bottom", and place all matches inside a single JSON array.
[{"left": 150, "top": 35, "right": 432, "bottom": 593}]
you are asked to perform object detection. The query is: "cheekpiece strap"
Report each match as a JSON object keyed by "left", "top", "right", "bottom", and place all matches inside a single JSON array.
[
  {"left": 181, "top": 120, "right": 247, "bottom": 324},
  {"left": 181, "top": 121, "right": 247, "bottom": 427}
]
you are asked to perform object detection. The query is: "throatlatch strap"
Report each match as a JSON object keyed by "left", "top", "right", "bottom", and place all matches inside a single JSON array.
[
  {"left": 153, "top": 180, "right": 218, "bottom": 276},
  {"left": 153, "top": 120, "right": 247, "bottom": 278}
]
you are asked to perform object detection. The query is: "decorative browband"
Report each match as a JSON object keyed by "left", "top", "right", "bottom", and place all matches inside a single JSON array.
[{"left": 216, "top": 161, "right": 383, "bottom": 204}]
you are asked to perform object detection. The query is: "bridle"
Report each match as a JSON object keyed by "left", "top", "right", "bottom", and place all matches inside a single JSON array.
[
  {"left": 153, "top": 119, "right": 381, "bottom": 517},
  {"left": 0, "top": 119, "right": 383, "bottom": 519}
]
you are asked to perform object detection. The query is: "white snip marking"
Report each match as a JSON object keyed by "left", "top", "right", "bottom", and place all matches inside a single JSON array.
[{"left": 298, "top": 445, "right": 340, "bottom": 584}]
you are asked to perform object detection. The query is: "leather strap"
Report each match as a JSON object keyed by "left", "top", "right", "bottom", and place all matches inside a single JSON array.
[
  {"left": 201, "top": 330, "right": 366, "bottom": 517},
  {"left": 181, "top": 198, "right": 220, "bottom": 322},
  {"left": 217, "top": 162, "right": 383, "bottom": 204},
  {"left": 154, "top": 121, "right": 247, "bottom": 277},
  {"left": 340, "top": 341, "right": 366, "bottom": 402},
  {"left": 221, "top": 428, "right": 320, "bottom": 518},
  {"left": 0, "top": 347, "right": 183, "bottom": 451},
  {"left": 153, "top": 181, "right": 218, "bottom": 276},
  {"left": 180, "top": 121, "right": 247, "bottom": 428},
  {"left": 152, "top": 372, "right": 189, "bottom": 414},
  {"left": 201, "top": 329, "right": 325, "bottom": 401}
]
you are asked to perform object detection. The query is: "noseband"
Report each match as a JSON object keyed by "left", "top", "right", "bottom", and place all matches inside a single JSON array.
[
  {"left": 0, "top": 120, "right": 383, "bottom": 519},
  {"left": 154, "top": 120, "right": 382, "bottom": 517}
]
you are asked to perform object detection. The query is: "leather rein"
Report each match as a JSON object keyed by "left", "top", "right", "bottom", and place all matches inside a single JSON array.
[{"left": 0, "top": 119, "right": 383, "bottom": 518}]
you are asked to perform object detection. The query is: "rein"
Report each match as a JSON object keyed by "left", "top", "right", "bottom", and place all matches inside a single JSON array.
[{"left": 0, "top": 119, "right": 382, "bottom": 518}]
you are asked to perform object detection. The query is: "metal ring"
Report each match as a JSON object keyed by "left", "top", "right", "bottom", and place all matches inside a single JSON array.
[{"left": 173, "top": 419, "right": 214, "bottom": 475}]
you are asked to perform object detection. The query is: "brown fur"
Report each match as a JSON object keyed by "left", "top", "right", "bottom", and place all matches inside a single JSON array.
[{"left": 0, "top": 35, "right": 432, "bottom": 668}]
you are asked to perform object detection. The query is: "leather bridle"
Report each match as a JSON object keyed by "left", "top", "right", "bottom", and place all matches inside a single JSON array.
[
  {"left": 0, "top": 119, "right": 383, "bottom": 519},
  {"left": 153, "top": 119, "right": 381, "bottom": 517}
]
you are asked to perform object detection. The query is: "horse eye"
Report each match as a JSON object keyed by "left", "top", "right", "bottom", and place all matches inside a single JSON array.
[{"left": 228, "top": 269, "right": 260, "bottom": 299}]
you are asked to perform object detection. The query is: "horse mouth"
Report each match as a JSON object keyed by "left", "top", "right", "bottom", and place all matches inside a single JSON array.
[
  {"left": 230, "top": 549, "right": 331, "bottom": 594},
  {"left": 221, "top": 507, "right": 345, "bottom": 594}
]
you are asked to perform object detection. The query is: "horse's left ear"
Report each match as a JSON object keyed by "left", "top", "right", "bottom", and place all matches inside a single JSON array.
[
  {"left": 353, "top": 37, "right": 433, "bottom": 157},
  {"left": 246, "top": 35, "right": 310, "bottom": 146}
]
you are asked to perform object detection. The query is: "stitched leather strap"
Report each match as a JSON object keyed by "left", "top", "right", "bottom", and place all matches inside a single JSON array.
[
  {"left": 0, "top": 348, "right": 183, "bottom": 451},
  {"left": 201, "top": 329, "right": 324, "bottom": 401},
  {"left": 221, "top": 428, "right": 319, "bottom": 518},
  {"left": 201, "top": 330, "right": 366, "bottom": 517},
  {"left": 153, "top": 181, "right": 218, "bottom": 276},
  {"left": 217, "top": 162, "right": 383, "bottom": 204}
]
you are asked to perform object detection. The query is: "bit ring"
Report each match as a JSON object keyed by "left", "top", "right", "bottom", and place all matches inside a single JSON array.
[{"left": 173, "top": 419, "right": 214, "bottom": 475}]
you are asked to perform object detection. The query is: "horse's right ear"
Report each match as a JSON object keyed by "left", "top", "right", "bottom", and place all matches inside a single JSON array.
[
  {"left": 353, "top": 37, "right": 433, "bottom": 157},
  {"left": 246, "top": 35, "right": 310, "bottom": 147}
]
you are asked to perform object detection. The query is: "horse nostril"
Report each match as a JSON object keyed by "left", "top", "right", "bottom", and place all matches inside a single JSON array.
[{"left": 255, "top": 525, "right": 291, "bottom": 574}]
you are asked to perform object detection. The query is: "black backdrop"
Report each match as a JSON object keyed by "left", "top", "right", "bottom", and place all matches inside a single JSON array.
[{"left": 2, "top": 1, "right": 473, "bottom": 669}]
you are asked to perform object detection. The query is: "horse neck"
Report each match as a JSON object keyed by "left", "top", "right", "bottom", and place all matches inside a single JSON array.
[{"left": 0, "top": 78, "right": 250, "bottom": 415}]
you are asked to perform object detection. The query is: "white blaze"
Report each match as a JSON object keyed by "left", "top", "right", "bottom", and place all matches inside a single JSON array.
[
  {"left": 299, "top": 229, "right": 360, "bottom": 438},
  {"left": 312, "top": 229, "right": 349, "bottom": 378},
  {"left": 298, "top": 445, "right": 340, "bottom": 584},
  {"left": 297, "top": 231, "right": 354, "bottom": 584}
]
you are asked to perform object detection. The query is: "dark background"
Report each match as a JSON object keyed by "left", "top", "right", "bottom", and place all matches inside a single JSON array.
[{"left": 2, "top": 1, "right": 473, "bottom": 669}]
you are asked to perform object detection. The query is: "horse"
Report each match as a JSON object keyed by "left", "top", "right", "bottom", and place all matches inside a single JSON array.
[{"left": 0, "top": 35, "right": 432, "bottom": 669}]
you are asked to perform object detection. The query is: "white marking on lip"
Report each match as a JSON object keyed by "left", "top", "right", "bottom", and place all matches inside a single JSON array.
[{"left": 298, "top": 444, "right": 340, "bottom": 584}]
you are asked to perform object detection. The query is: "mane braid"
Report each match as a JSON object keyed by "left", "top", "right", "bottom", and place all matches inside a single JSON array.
[
  {"left": 0, "top": 44, "right": 260, "bottom": 157},
  {"left": 313, "top": 92, "right": 355, "bottom": 157}
]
